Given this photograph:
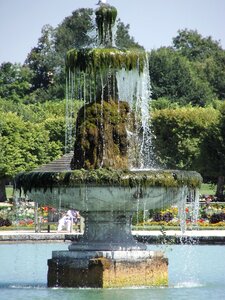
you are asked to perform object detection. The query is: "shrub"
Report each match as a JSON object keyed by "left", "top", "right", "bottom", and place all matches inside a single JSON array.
[
  {"left": 210, "top": 213, "right": 225, "bottom": 224},
  {"left": 0, "top": 217, "right": 12, "bottom": 227},
  {"left": 152, "top": 212, "right": 162, "bottom": 222},
  {"left": 152, "top": 211, "right": 174, "bottom": 222}
]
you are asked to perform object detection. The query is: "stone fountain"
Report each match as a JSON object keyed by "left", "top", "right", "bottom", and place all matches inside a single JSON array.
[{"left": 15, "top": 2, "right": 202, "bottom": 288}]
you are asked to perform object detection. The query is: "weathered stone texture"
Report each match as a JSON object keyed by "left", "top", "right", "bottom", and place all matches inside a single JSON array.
[
  {"left": 48, "top": 255, "right": 168, "bottom": 288},
  {"left": 71, "top": 100, "right": 132, "bottom": 170}
]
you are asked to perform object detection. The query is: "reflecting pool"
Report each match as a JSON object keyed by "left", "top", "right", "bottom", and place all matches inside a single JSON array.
[{"left": 0, "top": 242, "right": 224, "bottom": 299}]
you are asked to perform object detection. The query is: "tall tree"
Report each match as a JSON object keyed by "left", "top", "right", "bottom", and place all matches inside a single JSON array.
[
  {"left": 25, "top": 25, "right": 58, "bottom": 96},
  {"left": 25, "top": 8, "right": 143, "bottom": 101},
  {"left": 0, "top": 62, "right": 32, "bottom": 101},
  {"left": 173, "top": 29, "right": 222, "bottom": 61},
  {"left": 201, "top": 51, "right": 225, "bottom": 99},
  {"left": 54, "top": 8, "right": 95, "bottom": 53},
  {"left": 115, "top": 19, "right": 144, "bottom": 49},
  {"left": 173, "top": 29, "right": 225, "bottom": 99},
  {"left": 149, "top": 47, "right": 214, "bottom": 105}
]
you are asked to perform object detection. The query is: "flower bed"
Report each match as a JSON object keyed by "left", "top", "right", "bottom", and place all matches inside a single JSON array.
[
  {"left": 133, "top": 202, "right": 225, "bottom": 230},
  {"left": 1, "top": 199, "right": 225, "bottom": 230},
  {"left": 0, "top": 200, "right": 59, "bottom": 229}
]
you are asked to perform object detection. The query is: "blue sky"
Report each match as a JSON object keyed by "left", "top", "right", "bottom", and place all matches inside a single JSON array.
[{"left": 0, "top": 0, "right": 225, "bottom": 64}]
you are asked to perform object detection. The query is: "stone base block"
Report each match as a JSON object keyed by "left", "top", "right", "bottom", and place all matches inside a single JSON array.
[{"left": 48, "top": 250, "right": 168, "bottom": 288}]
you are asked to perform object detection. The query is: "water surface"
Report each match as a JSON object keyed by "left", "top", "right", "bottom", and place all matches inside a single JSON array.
[{"left": 0, "top": 242, "right": 224, "bottom": 299}]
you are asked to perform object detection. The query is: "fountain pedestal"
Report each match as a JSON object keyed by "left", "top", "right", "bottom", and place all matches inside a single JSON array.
[
  {"left": 69, "top": 211, "right": 146, "bottom": 251},
  {"left": 48, "top": 210, "right": 168, "bottom": 287},
  {"left": 48, "top": 250, "right": 168, "bottom": 288}
]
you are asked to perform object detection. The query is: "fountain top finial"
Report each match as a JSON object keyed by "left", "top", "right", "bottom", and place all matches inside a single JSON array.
[
  {"left": 96, "top": 0, "right": 108, "bottom": 6},
  {"left": 95, "top": 1, "right": 117, "bottom": 47}
]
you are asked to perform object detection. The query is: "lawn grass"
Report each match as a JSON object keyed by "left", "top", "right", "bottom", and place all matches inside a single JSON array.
[
  {"left": 6, "top": 186, "right": 13, "bottom": 199},
  {"left": 200, "top": 183, "right": 216, "bottom": 195}
]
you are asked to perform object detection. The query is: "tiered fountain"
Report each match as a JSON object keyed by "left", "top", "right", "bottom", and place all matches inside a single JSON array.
[{"left": 15, "top": 1, "right": 202, "bottom": 288}]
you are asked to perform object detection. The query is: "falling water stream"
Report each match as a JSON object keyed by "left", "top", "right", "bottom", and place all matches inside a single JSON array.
[{"left": 65, "top": 55, "right": 154, "bottom": 169}]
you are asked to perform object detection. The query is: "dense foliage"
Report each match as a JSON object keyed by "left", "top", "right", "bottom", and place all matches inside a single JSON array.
[
  {"left": 0, "top": 99, "right": 81, "bottom": 201},
  {"left": 149, "top": 29, "right": 225, "bottom": 105},
  {"left": 151, "top": 104, "right": 225, "bottom": 200},
  {"left": 149, "top": 47, "right": 215, "bottom": 106},
  {"left": 152, "top": 106, "right": 219, "bottom": 169}
]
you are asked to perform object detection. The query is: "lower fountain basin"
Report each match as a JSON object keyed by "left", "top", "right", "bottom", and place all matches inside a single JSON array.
[
  {"left": 15, "top": 168, "right": 201, "bottom": 287},
  {"left": 27, "top": 185, "right": 188, "bottom": 212},
  {"left": 26, "top": 185, "right": 188, "bottom": 251},
  {"left": 15, "top": 169, "right": 201, "bottom": 251},
  {"left": 16, "top": 169, "right": 202, "bottom": 212}
]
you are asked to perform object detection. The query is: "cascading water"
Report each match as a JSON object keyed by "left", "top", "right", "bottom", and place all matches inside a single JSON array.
[
  {"left": 65, "top": 53, "right": 154, "bottom": 169},
  {"left": 177, "top": 187, "right": 200, "bottom": 235},
  {"left": 66, "top": 46, "right": 152, "bottom": 170},
  {"left": 116, "top": 54, "right": 155, "bottom": 169}
]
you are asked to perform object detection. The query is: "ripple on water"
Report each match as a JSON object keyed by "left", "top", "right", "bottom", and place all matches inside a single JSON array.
[{"left": 173, "top": 281, "right": 205, "bottom": 289}]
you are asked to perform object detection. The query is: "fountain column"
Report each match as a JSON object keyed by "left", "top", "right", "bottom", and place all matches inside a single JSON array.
[{"left": 68, "top": 211, "right": 146, "bottom": 251}]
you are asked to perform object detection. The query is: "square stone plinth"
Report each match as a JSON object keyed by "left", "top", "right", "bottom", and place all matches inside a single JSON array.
[{"left": 47, "top": 250, "right": 168, "bottom": 288}]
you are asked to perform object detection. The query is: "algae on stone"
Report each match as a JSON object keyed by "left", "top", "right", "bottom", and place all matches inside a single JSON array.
[
  {"left": 15, "top": 168, "right": 202, "bottom": 195},
  {"left": 66, "top": 48, "right": 146, "bottom": 74},
  {"left": 95, "top": 4, "right": 117, "bottom": 47},
  {"left": 71, "top": 100, "right": 131, "bottom": 170}
]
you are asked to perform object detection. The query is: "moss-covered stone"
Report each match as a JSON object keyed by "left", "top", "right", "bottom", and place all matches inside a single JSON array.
[
  {"left": 14, "top": 168, "right": 202, "bottom": 195},
  {"left": 48, "top": 255, "right": 168, "bottom": 288},
  {"left": 66, "top": 48, "right": 146, "bottom": 74},
  {"left": 71, "top": 100, "right": 132, "bottom": 169},
  {"left": 95, "top": 4, "right": 117, "bottom": 47}
]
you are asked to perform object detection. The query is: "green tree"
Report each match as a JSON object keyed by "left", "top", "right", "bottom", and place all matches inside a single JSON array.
[
  {"left": 173, "top": 29, "right": 225, "bottom": 100},
  {"left": 25, "top": 25, "right": 62, "bottom": 101},
  {"left": 54, "top": 9, "right": 142, "bottom": 53},
  {"left": 201, "top": 52, "right": 225, "bottom": 99},
  {"left": 0, "top": 62, "right": 32, "bottom": 101},
  {"left": 115, "top": 19, "right": 144, "bottom": 50},
  {"left": 54, "top": 8, "right": 94, "bottom": 53},
  {"left": 0, "top": 134, "right": 7, "bottom": 201},
  {"left": 43, "top": 117, "right": 65, "bottom": 152},
  {"left": 173, "top": 29, "right": 222, "bottom": 61},
  {"left": 25, "top": 8, "right": 143, "bottom": 101},
  {"left": 149, "top": 47, "right": 214, "bottom": 105},
  {"left": 0, "top": 111, "right": 62, "bottom": 201}
]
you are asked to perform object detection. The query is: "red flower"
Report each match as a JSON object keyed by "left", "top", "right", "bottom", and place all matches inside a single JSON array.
[{"left": 19, "top": 220, "right": 26, "bottom": 225}]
